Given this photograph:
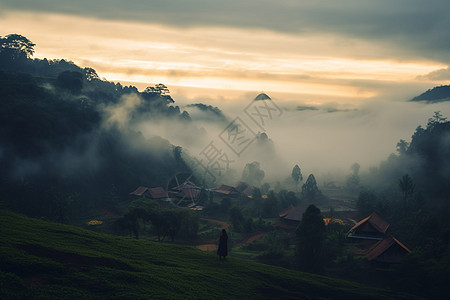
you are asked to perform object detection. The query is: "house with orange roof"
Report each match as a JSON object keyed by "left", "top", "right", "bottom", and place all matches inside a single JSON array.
[
  {"left": 348, "top": 212, "right": 411, "bottom": 268},
  {"left": 129, "top": 186, "right": 168, "bottom": 200},
  {"left": 347, "top": 212, "right": 389, "bottom": 241},
  {"left": 365, "top": 235, "right": 411, "bottom": 268}
]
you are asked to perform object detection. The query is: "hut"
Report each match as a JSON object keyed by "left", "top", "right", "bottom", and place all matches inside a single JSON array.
[
  {"left": 278, "top": 204, "right": 310, "bottom": 228},
  {"left": 366, "top": 235, "right": 411, "bottom": 268},
  {"left": 347, "top": 212, "right": 389, "bottom": 241},
  {"left": 214, "top": 184, "right": 240, "bottom": 198},
  {"left": 129, "top": 186, "right": 168, "bottom": 200}
]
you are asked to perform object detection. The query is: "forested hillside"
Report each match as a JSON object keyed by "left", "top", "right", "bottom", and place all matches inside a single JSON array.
[
  {"left": 0, "top": 34, "right": 193, "bottom": 222},
  {"left": 411, "top": 85, "right": 450, "bottom": 102}
]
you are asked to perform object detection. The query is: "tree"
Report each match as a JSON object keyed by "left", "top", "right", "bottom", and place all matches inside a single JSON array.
[
  {"left": 427, "top": 111, "right": 447, "bottom": 129},
  {"left": 178, "top": 210, "right": 199, "bottom": 239},
  {"left": 143, "top": 83, "right": 174, "bottom": 103},
  {"left": 357, "top": 188, "right": 377, "bottom": 216},
  {"left": 396, "top": 139, "right": 409, "bottom": 155},
  {"left": 83, "top": 67, "right": 100, "bottom": 81},
  {"left": 399, "top": 174, "right": 415, "bottom": 210},
  {"left": 260, "top": 182, "right": 270, "bottom": 194},
  {"left": 220, "top": 198, "right": 232, "bottom": 213},
  {"left": 57, "top": 70, "right": 83, "bottom": 94},
  {"left": 262, "top": 190, "right": 279, "bottom": 218},
  {"left": 301, "top": 174, "right": 320, "bottom": 201},
  {"left": 0, "top": 34, "right": 35, "bottom": 60},
  {"left": 114, "top": 208, "right": 148, "bottom": 239},
  {"left": 346, "top": 163, "right": 361, "bottom": 191},
  {"left": 295, "top": 204, "right": 325, "bottom": 272},
  {"left": 242, "top": 161, "right": 265, "bottom": 186},
  {"left": 230, "top": 206, "right": 244, "bottom": 232},
  {"left": 291, "top": 164, "right": 303, "bottom": 189},
  {"left": 165, "top": 210, "right": 183, "bottom": 242}
]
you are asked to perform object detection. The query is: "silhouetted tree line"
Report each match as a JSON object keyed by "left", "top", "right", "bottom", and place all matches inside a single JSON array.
[
  {"left": 354, "top": 111, "right": 450, "bottom": 298},
  {"left": 0, "top": 34, "right": 194, "bottom": 222},
  {"left": 362, "top": 111, "right": 450, "bottom": 206},
  {"left": 114, "top": 199, "right": 199, "bottom": 241}
]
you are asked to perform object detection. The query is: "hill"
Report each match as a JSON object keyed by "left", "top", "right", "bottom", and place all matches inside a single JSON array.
[
  {"left": 0, "top": 209, "right": 418, "bottom": 299},
  {"left": 0, "top": 38, "right": 197, "bottom": 222},
  {"left": 411, "top": 85, "right": 450, "bottom": 102}
]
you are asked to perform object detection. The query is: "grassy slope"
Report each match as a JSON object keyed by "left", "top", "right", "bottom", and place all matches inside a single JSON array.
[{"left": 0, "top": 210, "right": 419, "bottom": 299}]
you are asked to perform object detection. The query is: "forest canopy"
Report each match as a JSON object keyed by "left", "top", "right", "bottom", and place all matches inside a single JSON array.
[{"left": 0, "top": 34, "right": 193, "bottom": 221}]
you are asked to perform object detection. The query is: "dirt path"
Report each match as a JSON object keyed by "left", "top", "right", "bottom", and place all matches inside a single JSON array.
[
  {"left": 196, "top": 219, "right": 229, "bottom": 251},
  {"left": 196, "top": 218, "right": 266, "bottom": 251},
  {"left": 196, "top": 243, "right": 217, "bottom": 251},
  {"left": 235, "top": 232, "right": 266, "bottom": 247},
  {"left": 203, "top": 218, "right": 229, "bottom": 229}
]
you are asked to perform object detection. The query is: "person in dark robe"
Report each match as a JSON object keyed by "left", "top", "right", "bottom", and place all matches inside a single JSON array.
[{"left": 217, "top": 229, "right": 228, "bottom": 260}]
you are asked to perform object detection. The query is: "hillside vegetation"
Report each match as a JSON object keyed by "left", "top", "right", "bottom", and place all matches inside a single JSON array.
[
  {"left": 411, "top": 85, "right": 450, "bottom": 102},
  {"left": 0, "top": 209, "right": 418, "bottom": 299}
]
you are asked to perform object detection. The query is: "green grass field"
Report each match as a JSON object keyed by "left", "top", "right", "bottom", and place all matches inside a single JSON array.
[{"left": 0, "top": 209, "right": 420, "bottom": 299}]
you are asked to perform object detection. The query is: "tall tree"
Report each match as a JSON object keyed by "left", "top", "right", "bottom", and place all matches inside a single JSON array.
[
  {"left": 346, "top": 162, "right": 361, "bottom": 191},
  {"left": 301, "top": 174, "right": 320, "bottom": 201},
  {"left": 427, "top": 111, "right": 447, "bottom": 129},
  {"left": 0, "top": 34, "right": 35, "bottom": 60},
  {"left": 396, "top": 139, "right": 409, "bottom": 155},
  {"left": 242, "top": 161, "right": 265, "bottom": 186},
  {"left": 295, "top": 204, "right": 325, "bottom": 272},
  {"left": 291, "top": 164, "right": 303, "bottom": 190},
  {"left": 230, "top": 206, "right": 244, "bottom": 232}
]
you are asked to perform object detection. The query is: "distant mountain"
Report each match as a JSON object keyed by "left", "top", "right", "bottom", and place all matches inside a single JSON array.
[
  {"left": 185, "top": 103, "right": 229, "bottom": 124},
  {"left": 254, "top": 92, "right": 271, "bottom": 101},
  {"left": 411, "top": 85, "right": 450, "bottom": 102}
]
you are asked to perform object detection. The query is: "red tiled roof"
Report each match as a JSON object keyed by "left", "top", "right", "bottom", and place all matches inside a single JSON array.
[
  {"left": 279, "top": 204, "right": 309, "bottom": 222},
  {"left": 366, "top": 235, "right": 411, "bottom": 261},
  {"left": 182, "top": 188, "right": 199, "bottom": 199},
  {"left": 148, "top": 187, "right": 168, "bottom": 199},
  {"left": 129, "top": 186, "right": 149, "bottom": 196},
  {"left": 351, "top": 212, "right": 389, "bottom": 234},
  {"left": 215, "top": 184, "right": 239, "bottom": 195}
]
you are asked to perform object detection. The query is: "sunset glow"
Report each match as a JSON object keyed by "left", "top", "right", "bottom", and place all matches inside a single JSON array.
[{"left": 1, "top": 8, "right": 448, "bottom": 105}]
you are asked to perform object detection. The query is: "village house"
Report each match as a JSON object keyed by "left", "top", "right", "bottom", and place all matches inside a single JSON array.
[
  {"left": 347, "top": 212, "right": 389, "bottom": 241},
  {"left": 170, "top": 180, "right": 201, "bottom": 207},
  {"left": 347, "top": 212, "right": 411, "bottom": 268},
  {"left": 214, "top": 184, "right": 240, "bottom": 198},
  {"left": 365, "top": 235, "right": 411, "bottom": 269},
  {"left": 277, "top": 204, "right": 310, "bottom": 229},
  {"left": 234, "top": 182, "right": 254, "bottom": 197},
  {"left": 129, "top": 186, "right": 168, "bottom": 200}
]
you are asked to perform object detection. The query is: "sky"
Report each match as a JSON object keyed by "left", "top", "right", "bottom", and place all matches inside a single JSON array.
[
  {"left": 1, "top": 0, "right": 450, "bottom": 177},
  {"left": 1, "top": 0, "right": 450, "bottom": 103}
]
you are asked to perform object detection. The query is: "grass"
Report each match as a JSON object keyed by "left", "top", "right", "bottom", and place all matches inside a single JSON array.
[{"left": 0, "top": 209, "right": 421, "bottom": 299}]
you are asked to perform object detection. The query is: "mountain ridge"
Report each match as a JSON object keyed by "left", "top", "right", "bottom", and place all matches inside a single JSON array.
[{"left": 411, "top": 85, "right": 450, "bottom": 102}]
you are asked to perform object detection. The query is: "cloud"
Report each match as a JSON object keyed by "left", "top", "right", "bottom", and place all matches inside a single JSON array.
[
  {"left": 417, "top": 67, "right": 450, "bottom": 81},
  {"left": 2, "top": 0, "right": 450, "bottom": 63},
  {"left": 103, "top": 93, "right": 141, "bottom": 129},
  {"left": 0, "top": 10, "right": 445, "bottom": 103}
]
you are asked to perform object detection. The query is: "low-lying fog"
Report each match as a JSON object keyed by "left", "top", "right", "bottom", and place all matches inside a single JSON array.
[{"left": 125, "top": 87, "right": 450, "bottom": 185}]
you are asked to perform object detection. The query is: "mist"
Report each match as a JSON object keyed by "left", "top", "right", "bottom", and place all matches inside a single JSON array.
[{"left": 153, "top": 89, "right": 450, "bottom": 187}]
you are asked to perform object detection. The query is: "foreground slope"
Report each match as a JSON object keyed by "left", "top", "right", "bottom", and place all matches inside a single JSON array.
[{"left": 0, "top": 210, "right": 418, "bottom": 299}]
